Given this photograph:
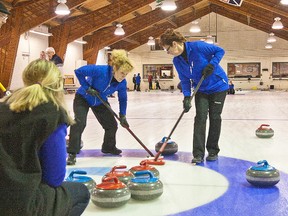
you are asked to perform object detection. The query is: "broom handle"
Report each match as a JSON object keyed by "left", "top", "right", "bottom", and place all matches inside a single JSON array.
[
  {"left": 154, "top": 75, "right": 206, "bottom": 161},
  {"left": 93, "top": 91, "right": 154, "bottom": 157}
]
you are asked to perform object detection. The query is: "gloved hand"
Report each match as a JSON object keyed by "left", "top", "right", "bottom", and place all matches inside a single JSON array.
[
  {"left": 183, "top": 96, "right": 192, "bottom": 113},
  {"left": 119, "top": 114, "right": 129, "bottom": 128},
  {"left": 202, "top": 63, "right": 214, "bottom": 78},
  {"left": 86, "top": 87, "right": 99, "bottom": 96}
]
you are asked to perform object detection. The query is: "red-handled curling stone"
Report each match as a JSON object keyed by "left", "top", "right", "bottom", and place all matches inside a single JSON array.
[
  {"left": 129, "top": 161, "right": 160, "bottom": 178},
  {"left": 246, "top": 160, "right": 280, "bottom": 187},
  {"left": 102, "top": 165, "right": 134, "bottom": 185},
  {"left": 65, "top": 170, "right": 96, "bottom": 193},
  {"left": 155, "top": 136, "right": 178, "bottom": 155},
  {"left": 91, "top": 176, "right": 131, "bottom": 208},
  {"left": 255, "top": 124, "right": 274, "bottom": 138},
  {"left": 127, "top": 170, "right": 163, "bottom": 201}
]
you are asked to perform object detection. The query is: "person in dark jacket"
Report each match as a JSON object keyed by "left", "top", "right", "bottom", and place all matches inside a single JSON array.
[
  {"left": 45, "top": 47, "right": 63, "bottom": 67},
  {"left": 132, "top": 74, "right": 137, "bottom": 91},
  {"left": 160, "top": 28, "right": 229, "bottom": 164},
  {"left": 66, "top": 49, "right": 134, "bottom": 165},
  {"left": 136, "top": 73, "right": 141, "bottom": 91},
  {"left": 0, "top": 59, "right": 90, "bottom": 216}
]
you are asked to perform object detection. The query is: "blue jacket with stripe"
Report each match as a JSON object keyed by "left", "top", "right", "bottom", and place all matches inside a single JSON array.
[
  {"left": 173, "top": 41, "right": 229, "bottom": 96},
  {"left": 75, "top": 64, "right": 128, "bottom": 115}
]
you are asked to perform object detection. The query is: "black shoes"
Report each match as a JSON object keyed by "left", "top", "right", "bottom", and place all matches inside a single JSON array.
[
  {"left": 206, "top": 153, "right": 218, "bottom": 161},
  {"left": 191, "top": 156, "right": 204, "bottom": 164},
  {"left": 67, "top": 153, "right": 76, "bottom": 165},
  {"left": 101, "top": 148, "right": 122, "bottom": 155}
]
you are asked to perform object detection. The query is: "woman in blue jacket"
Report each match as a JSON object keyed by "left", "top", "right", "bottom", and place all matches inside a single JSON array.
[
  {"left": 67, "top": 49, "right": 134, "bottom": 165},
  {"left": 160, "top": 29, "right": 229, "bottom": 164}
]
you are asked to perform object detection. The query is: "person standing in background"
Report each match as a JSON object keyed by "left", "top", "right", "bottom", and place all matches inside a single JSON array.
[
  {"left": 160, "top": 28, "right": 228, "bottom": 165},
  {"left": 39, "top": 51, "right": 47, "bottom": 60},
  {"left": 155, "top": 74, "right": 161, "bottom": 90},
  {"left": 148, "top": 73, "right": 153, "bottom": 90},
  {"left": 132, "top": 74, "right": 137, "bottom": 91},
  {"left": 136, "top": 73, "right": 141, "bottom": 91}
]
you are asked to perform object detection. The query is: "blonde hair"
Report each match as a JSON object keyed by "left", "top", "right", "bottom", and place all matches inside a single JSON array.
[
  {"left": 1, "top": 59, "right": 74, "bottom": 124},
  {"left": 159, "top": 28, "right": 186, "bottom": 47},
  {"left": 110, "top": 49, "right": 134, "bottom": 73}
]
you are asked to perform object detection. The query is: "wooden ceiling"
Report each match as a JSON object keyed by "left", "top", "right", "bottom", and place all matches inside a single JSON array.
[{"left": 0, "top": 0, "right": 288, "bottom": 87}]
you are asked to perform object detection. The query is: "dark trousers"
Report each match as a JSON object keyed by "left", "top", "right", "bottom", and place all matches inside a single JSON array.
[
  {"left": 136, "top": 84, "right": 140, "bottom": 91},
  {"left": 67, "top": 94, "right": 118, "bottom": 154},
  {"left": 133, "top": 83, "right": 136, "bottom": 91},
  {"left": 156, "top": 81, "right": 161, "bottom": 89},
  {"left": 62, "top": 182, "right": 90, "bottom": 216},
  {"left": 149, "top": 81, "right": 152, "bottom": 90},
  {"left": 193, "top": 90, "right": 227, "bottom": 158}
]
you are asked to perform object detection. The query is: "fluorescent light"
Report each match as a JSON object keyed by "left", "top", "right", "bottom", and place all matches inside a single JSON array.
[
  {"left": 114, "top": 23, "right": 125, "bottom": 35},
  {"left": 55, "top": 0, "right": 70, "bottom": 15},
  {"left": 265, "top": 43, "right": 272, "bottom": 49},
  {"left": 190, "top": 21, "right": 201, "bottom": 33},
  {"left": 147, "top": 36, "right": 155, "bottom": 46},
  {"left": 29, "top": 30, "right": 53, "bottom": 37},
  {"left": 267, "top": 33, "right": 276, "bottom": 43},
  {"left": 74, "top": 40, "right": 87, "bottom": 44},
  {"left": 161, "top": 0, "right": 177, "bottom": 11},
  {"left": 272, "top": 17, "right": 283, "bottom": 29}
]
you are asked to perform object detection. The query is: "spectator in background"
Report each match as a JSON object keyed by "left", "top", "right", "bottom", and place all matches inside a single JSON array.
[
  {"left": 39, "top": 51, "right": 47, "bottom": 60},
  {"left": 136, "top": 73, "right": 141, "bottom": 91},
  {"left": 228, "top": 80, "right": 235, "bottom": 94},
  {"left": 132, "top": 74, "right": 137, "bottom": 91},
  {"left": 148, "top": 73, "right": 153, "bottom": 90},
  {"left": 45, "top": 47, "right": 63, "bottom": 67},
  {"left": 155, "top": 74, "right": 161, "bottom": 90}
]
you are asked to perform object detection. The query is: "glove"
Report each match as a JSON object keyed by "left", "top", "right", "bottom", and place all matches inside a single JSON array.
[
  {"left": 119, "top": 114, "right": 129, "bottom": 128},
  {"left": 202, "top": 63, "right": 214, "bottom": 78},
  {"left": 86, "top": 87, "right": 99, "bottom": 96},
  {"left": 183, "top": 96, "right": 192, "bottom": 113}
]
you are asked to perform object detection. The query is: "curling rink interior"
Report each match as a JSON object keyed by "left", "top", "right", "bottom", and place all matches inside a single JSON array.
[{"left": 64, "top": 89, "right": 288, "bottom": 216}]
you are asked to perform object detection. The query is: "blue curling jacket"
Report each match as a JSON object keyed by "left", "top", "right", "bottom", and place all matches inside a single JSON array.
[
  {"left": 75, "top": 64, "right": 128, "bottom": 115},
  {"left": 173, "top": 41, "right": 229, "bottom": 96}
]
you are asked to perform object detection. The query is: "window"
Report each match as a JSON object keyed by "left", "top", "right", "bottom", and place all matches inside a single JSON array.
[
  {"left": 143, "top": 64, "right": 174, "bottom": 80},
  {"left": 272, "top": 62, "right": 288, "bottom": 78},
  {"left": 227, "top": 63, "right": 261, "bottom": 78}
]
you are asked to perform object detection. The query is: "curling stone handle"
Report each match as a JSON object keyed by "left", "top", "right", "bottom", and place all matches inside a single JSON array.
[
  {"left": 68, "top": 170, "right": 87, "bottom": 178},
  {"left": 102, "top": 176, "right": 120, "bottom": 184},
  {"left": 134, "top": 170, "right": 154, "bottom": 179},
  {"left": 259, "top": 124, "right": 270, "bottom": 129},
  {"left": 161, "top": 136, "right": 171, "bottom": 143},
  {"left": 257, "top": 160, "right": 269, "bottom": 167},
  {"left": 111, "top": 165, "right": 127, "bottom": 172}
]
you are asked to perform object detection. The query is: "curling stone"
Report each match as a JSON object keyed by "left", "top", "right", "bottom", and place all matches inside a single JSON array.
[
  {"left": 65, "top": 170, "right": 96, "bottom": 193},
  {"left": 246, "top": 160, "right": 280, "bottom": 187},
  {"left": 255, "top": 124, "right": 274, "bottom": 138},
  {"left": 91, "top": 176, "right": 131, "bottom": 208},
  {"left": 127, "top": 170, "right": 163, "bottom": 201},
  {"left": 155, "top": 137, "right": 178, "bottom": 155},
  {"left": 129, "top": 161, "right": 160, "bottom": 178},
  {"left": 102, "top": 165, "right": 134, "bottom": 185}
]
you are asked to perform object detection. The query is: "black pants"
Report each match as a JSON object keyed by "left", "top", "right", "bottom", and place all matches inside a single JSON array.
[
  {"left": 133, "top": 83, "right": 136, "bottom": 91},
  {"left": 156, "top": 81, "right": 161, "bottom": 89},
  {"left": 136, "top": 84, "right": 140, "bottom": 91},
  {"left": 193, "top": 90, "right": 227, "bottom": 158},
  {"left": 149, "top": 81, "right": 152, "bottom": 90},
  {"left": 67, "top": 94, "right": 118, "bottom": 154}
]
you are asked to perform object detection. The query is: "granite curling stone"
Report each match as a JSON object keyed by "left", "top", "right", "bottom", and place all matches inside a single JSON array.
[
  {"left": 155, "top": 136, "right": 178, "bottom": 155},
  {"left": 127, "top": 170, "right": 163, "bottom": 201},
  {"left": 102, "top": 165, "right": 134, "bottom": 185},
  {"left": 255, "top": 124, "right": 274, "bottom": 138},
  {"left": 65, "top": 170, "right": 96, "bottom": 193},
  {"left": 246, "top": 160, "right": 280, "bottom": 187},
  {"left": 129, "top": 161, "right": 160, "bottom": 178},
  {"left": 91, "top": 176, "right": 131, "bottom": 208}
]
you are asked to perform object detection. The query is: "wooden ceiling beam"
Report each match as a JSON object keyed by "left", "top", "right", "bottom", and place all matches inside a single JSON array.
[{"left": 246, "top": 0, "right": 288, "bottom": 18}]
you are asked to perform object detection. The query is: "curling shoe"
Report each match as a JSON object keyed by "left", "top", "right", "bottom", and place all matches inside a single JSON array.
[{"left": 66, "top": 153, "right": 76, "bottom": 165}]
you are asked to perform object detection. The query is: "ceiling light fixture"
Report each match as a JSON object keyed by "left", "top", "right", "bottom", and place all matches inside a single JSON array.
[
  {"left": 29, "top": 29, "right": 53, "bottom": 37},
  {"left": 114, "top": 23, "right": 125, "bottom": 35},
  {"left": 189, "top": 20, "right": 201, "bottom": 33},
  {"left": 161, "top": 0, "right": 177, "bottom": 11},
  {"left": 74, "top": 39, "right": 87, "bottom": 44},
  {"left": 272, "top": 17, "right": 283, "bottom": 29},
  {"left": 147, "top": 36, "right": 155, "bottom": 46},
  {"left": 265, "top": 43, "right": 272, "bottom": 49},
  {"left": 280, "top": 0, "right": 288, "bottom": 5},
  {"left": 55, "top": 0, "right": 70, "bottom": 15},
  {"left": 267, "top": 33, "right": 276, "bottom": 43}
]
